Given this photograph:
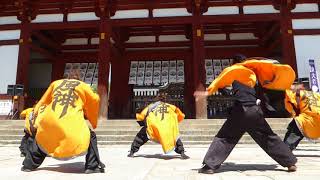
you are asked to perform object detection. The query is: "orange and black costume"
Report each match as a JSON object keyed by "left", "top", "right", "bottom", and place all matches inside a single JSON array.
[
  {"left": 200, "top": 60, "right": 297, "bottom": 173},
  {"left": 284, "top": 90, "right": 320, "bottom": 150},
  {"left": 21, "top": 79, "right": 104, "bottom": 172},
  {"left": 129, "top": 101, "right": 188, "bottom": 158}
]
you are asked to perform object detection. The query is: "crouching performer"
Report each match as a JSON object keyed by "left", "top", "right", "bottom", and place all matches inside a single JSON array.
[
  {"left": 284, "top": 86, "right": 320, "bottom": 150},
  {"left": 21, "top": 71, "right": 105, "bottom": 174},
  {"left": 19, "top": 107, "right": 34, "bottom": 157},
  {"left": 128, "top": 91, "right": 189, "bottom": 159},
  {"left": 196, "top": 59, "right": 297, "bottom": 174}
]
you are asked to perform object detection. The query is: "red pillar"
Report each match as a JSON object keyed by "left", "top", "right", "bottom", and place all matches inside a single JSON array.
[
  {"left": 97, "top": 17, "right": 111, "bottom": 119},
  {"left": 16, "top": 20, "right": 31, "bottom": 91},
  {"left": 109, "top": 54, "right": 130, "bottom": 119},
  {"left": 51, "top": 60, "right": 65, "bottom": 81},
  {"left": 184, "top": 55, "right": 194, "bottom": 118},
  {"left": 191, "top": 21, "right": 207, "bottom": 119},
  {"left": 15, "top": 19, "right": 31, "bottom": 111},
  {"left": 280, "top": 3, "right": 297, "bottom": 72}
]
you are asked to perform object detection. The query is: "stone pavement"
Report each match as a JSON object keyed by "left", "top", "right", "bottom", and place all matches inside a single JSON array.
[{"left": 0, "top": 144, "right": 319, "bottom": 180}]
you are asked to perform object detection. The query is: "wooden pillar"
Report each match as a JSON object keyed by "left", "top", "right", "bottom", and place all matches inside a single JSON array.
[
  {"left": 109, "top": 54, "right": 130, "bottom": 119},
  {"left": 51, "top": 60, "right": 65, "bottom": 81},
  {"left": 280, "top": 3, "right": 297, "bottom": 72},
  {"left": 15, "top": 19, "right": 31, "bottom": 111},
  {"left": 191, "top": 21, "right": 207, "bottom": 119},
  {"left": 97, "top": 17, "right": 111, "bottom": 119},
  {"left": 184, "top": 55, "right": 194, "bottom": 118},
  {"left": 16, "top": 20, "right": 31, "bottom": 91}
]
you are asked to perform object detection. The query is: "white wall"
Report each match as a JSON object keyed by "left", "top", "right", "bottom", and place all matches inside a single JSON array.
[
  {"left": 153, "top": 8, "right": 191, "bottom": 17},
  {"left": 112, "top": 10, "right": 148, "bottom": 19},
  {"left": 32, "top": 14, "right": 63, "bottom": 23},
  {"left": 294, "top": 35, "right": 320, "bottom": 79},
  {"left": 204, "top": 6, "right": 239, "bottom": 15},
  {"left": 292, "top": 18, "right": 320, "bottom": 29},
  {"left": 68, "top": 12, "right": 99, "bottom": 21},
  {"left": 243, "top": 5, "right": 279, "bottom": 14},
  {"left": 291, "top": 3, "right": 319, "bottom": 13},
  {"left": 0, "top": 45, "right": 19, "bottom": 94},
  {"left": 0, "top": 30, "right": 20, "bottom": 40},
  {"left": 0, "top": 16, "right": 20, "bottom": 25},
  {"left": 28, "top": 63, "right": 52, "bottom": 88}
]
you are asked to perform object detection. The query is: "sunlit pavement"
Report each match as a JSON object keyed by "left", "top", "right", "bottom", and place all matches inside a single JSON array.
[{"left": 0, "top": 144, "right": 319, "bottom": 180}]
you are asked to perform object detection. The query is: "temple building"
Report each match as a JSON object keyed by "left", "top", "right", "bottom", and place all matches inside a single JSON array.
[{"left": 0, "top": 0, "right": 319, "bottom": 119}]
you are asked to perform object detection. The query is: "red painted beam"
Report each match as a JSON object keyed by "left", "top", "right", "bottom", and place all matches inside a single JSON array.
[
  {"left": 0, "top": 24, "right": 21, "bottom": 31},
  {"left": 31, "top": 21, "right": 99, "bottom": 30},
  {"left": 125, "top": 49, "right": 191, "bottom": 60},
  {"left": 112, "top": 16, "right": 192, "bottom": 26},
  {"left": 0, "top": 39, "right": 19, "bottom": 45},
  {"left": 208, "top": 0, "right": 273, "bottom": 6},
  {"left": 125, "top": 41, "right": 190, "bottom": 48},
  {"left": 123, "top": 39, "right": 260, "bottom": 48},
  {"left": 206, "top": 46, "right": 268, "bottom": 58},
  {"left": 201, "top": 14, "right": 280, "bottom": 24},
  {"left": 62, "top": 44, "right": 99, "bottom": 50},
  {"left": 61, "top": 52, "right": 98, "bottom": 62},
  {"left": 32, "top": 31, "right": 61, "bottom": 51},
  {"left": 291, "top": 12, "right": 320, "bottom": 19},
  {"left": 30, "top": 44, "right": 55, "bottom": 60},
  {"left": 205, "top": 39, "right": 260, "bottom": 46},
  {"left": 260, "top": 23, "right": 280, "bottom": 46},
  {"left": 294, "top": 29, "right": 320, "bottom": 35}
]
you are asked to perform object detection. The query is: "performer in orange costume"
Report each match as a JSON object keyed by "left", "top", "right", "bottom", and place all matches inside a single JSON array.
[
  {"left": 21, "top": 70, "right": 105, "bottom": 174},
  {"left": 128, "top": 90, "right": 189, "bottom": 159},
  {"left": 196, "top": 58, "right": 297, "bottom": 174},
  {"left": 284, "top": 84, "right": 320, "bottom": 150}
]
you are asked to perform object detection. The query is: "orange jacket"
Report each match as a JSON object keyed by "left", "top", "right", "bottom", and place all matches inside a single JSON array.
[
  {"left": 207, "top": 64, "right": 257, "bottom": 95},
  {"left": 285, "top": 90, "right": 320, "bottom": 139},
  {"left": 241, "top": 59, "right": 296, "bottom": 90},
  {"left": 32, "top": 79, "right": 100, "bottom": 159},
  {"left": 136, "top": 101, "right": 185, "bottom": 153}
]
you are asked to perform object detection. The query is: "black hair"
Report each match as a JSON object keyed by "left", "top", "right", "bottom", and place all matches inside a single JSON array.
[{"left": 232, "top": 54, "right": 247, "bottom": 64}]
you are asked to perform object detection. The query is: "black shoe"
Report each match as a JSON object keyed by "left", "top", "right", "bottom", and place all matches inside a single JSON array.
[
  {"left": 198, "top": 165, "right": 214, "bottom": 174},
  {"left": 180, "top": 152, "right": 190, "bottom": 160},
  {"left": 21, "top": 166, "right": 32, "bottom": 172},
  {"left": 287, "top": 165, "right": 297, "bottom": 172},
  {"left": 20, "top": 153, "right": 26, "bottom": 157},
  {"left": 84, "top": 167, "right": 105, "bottom": 174},
  {"left": 127, "top": 151, "right": 134, "bottom": 158}
]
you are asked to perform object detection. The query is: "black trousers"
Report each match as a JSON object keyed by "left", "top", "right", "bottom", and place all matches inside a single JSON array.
[
  {"left": 23, "top": 129, "right": 104, "bottom": 170},
  {"left": 203, "top": 104, "right": 297, "bottom": 170},
  {"left": 284, "top": 120, "right": 304, "bottom": 150},
  {"left": 19, "top": 130, "right": 30, "bottom": 155},
  {"left": 130, "top": 126, "right": 185, "bottom": 154}
]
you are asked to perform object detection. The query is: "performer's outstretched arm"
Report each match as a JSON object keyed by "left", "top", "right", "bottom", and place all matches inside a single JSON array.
[{"left": 207, "top": 65, "right": 256, "bottom": 95}]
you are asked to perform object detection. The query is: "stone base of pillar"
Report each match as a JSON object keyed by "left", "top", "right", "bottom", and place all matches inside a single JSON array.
[{"left": 195, "top": 97, "right": 207, "bottom": 119}]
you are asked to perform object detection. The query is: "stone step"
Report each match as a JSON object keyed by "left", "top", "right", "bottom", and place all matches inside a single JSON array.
[
  {"left": 0, "top": 125, "right": 291, "bottom": 131},
  {"left": 0, "top": 123, "right": 291, "bottom": 130},
  {"left": 0, "top": 134, "right": 290, "bottom": 142},
  {"left": 0, "top": 129, "right": 290, "bottom": 135},
  {"left": 0, "top": 139, "right": 317, "bottom": 146},
  {"left": 1, "top": 119, "right": 316, "bottom": 146},
  {"left": 0, "top": 119, "right": 292, "bottom": 125}
]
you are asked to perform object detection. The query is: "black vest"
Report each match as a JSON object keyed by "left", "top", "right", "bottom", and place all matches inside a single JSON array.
[{"left": 232, "top": 81, "right": 257, "bottom": 106}]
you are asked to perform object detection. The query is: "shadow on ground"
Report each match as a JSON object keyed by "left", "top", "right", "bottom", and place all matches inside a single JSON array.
[
  {"left": 192, "top": 162, "right": 286, "bottom": 173},
  {"left": 295, "top": 154, "right": 320, "bottom": 157},
  {"left": 36, "top": 162, "right": 86, "bottom": 174},
  {"left": 295, "top": 148, "right": 320, "bottom": 151},
  {"left": 134, "top": 153, "right": 182, "bottom": 160}
]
